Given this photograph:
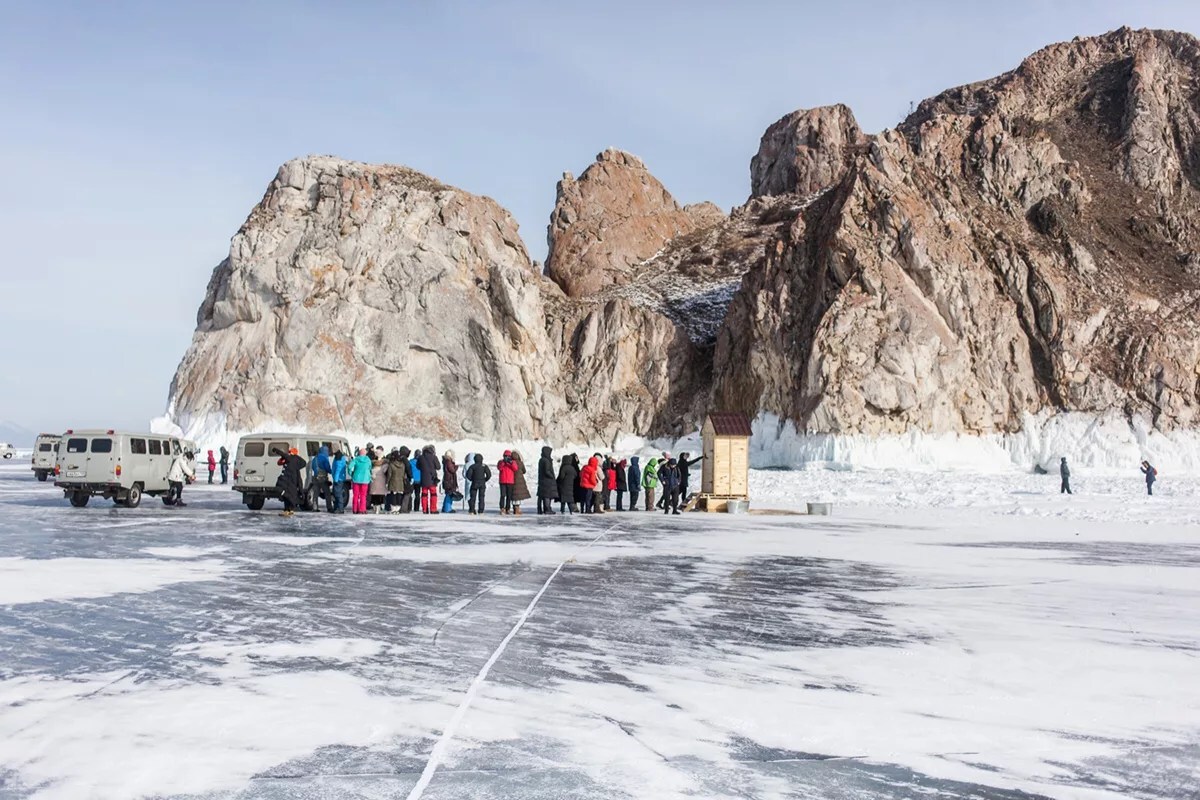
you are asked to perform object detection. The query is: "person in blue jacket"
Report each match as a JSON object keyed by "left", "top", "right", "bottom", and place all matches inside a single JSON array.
[
  {"left": 627, "top": 456, "right": 642, "bottom": 511},
  {"left": 408, "top": 448, "right": 422, "bottom": 512},
  {"left": 330, "top": 450, "right": 349, "bottom": 513},
  {"left": 312, "top": 445, "right": 333, "bottom": 511}
]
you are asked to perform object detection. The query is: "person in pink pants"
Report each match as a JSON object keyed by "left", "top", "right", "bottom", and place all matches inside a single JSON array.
[{"left": 349, "top": 448, "right": 373, "bottom": 514}]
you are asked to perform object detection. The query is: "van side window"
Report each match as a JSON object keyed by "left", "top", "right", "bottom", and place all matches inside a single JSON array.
[
  {"left": 243, "top": 442, "right": 265, "bottom": 457},
  {"left": 149, "top": 440, "right": 162, "bottom": 456},
  {"left": 161, "top": 441, "right": 171, "bottom": 455},
  {"left": 131, "top": 438, "right": 147, "bottom": 455},
  {"left": 269, "top": 442, "right": 290, "bottom": 458},
  {"left": 306, "top": 441, "right": 321, "bottom": 457},
  {"left": 91, "top": 439, "right": 113, "bottom": 453},
  {"left": 67, "top": 438, "right": 87, "bottom": 453}
]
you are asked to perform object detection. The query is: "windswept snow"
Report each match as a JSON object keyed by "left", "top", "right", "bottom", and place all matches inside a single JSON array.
[{"left": 0, "top": 462, "right": 1197, "bottom": 799}]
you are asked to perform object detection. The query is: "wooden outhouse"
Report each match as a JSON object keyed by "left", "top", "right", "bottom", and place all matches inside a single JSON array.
[{"left": 698, "top": 412, "right": 752, "bottom": 511}]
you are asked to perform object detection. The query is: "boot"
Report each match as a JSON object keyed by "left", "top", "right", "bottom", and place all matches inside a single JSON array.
[{"left": 514, "top": 506, "right": 522, "bottom": 516}]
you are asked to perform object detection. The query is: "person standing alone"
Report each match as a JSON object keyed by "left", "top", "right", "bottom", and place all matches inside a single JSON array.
[
  {"left": 1060, "top": 457, "right": 1071, "bottom": 495},
  {"left": 206, "top": 450, "right": 217, "bottom": 484},
  {"left": 218, "top": 446, "right": 230, "bottom": 484},
  {"left": 1141, "top": 460, "right": 1157, "bottom": 496}
]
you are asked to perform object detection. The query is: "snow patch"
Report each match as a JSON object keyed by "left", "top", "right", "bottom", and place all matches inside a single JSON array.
[{"left": 0, "top": 557, "right": 227, "bottom": 605}]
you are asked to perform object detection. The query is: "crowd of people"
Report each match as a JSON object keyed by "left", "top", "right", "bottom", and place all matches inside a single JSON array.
[{"left": 272, "top": 443, "right": 705, "bottom": 517}]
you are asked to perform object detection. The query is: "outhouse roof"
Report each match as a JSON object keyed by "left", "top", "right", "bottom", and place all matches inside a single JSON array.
[{"left": 705, "top": 412, "right": 753, "bottom": 437}]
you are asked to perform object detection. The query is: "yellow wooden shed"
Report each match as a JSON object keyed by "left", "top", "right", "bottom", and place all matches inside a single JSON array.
[{"left": 698, "top": 412, "right": 752, "bottom": 511}]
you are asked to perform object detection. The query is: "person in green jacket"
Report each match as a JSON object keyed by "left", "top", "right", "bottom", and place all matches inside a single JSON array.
[
  {"left": 641, "top": 457, "right": 659, "bottom": 511},
  {"left": 349, "top": 448, "right": 374, "bottom": 514}
]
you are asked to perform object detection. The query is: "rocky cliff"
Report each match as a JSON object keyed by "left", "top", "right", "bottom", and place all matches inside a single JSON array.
[{"left": 168, "top": 28, "right": 1200, "bottom": 445}]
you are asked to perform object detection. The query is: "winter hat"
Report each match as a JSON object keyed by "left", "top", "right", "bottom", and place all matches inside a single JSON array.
[
  {"left": 445, "top": 449, "right": 455, "bottom": 459},
  {"left": 503, "top": 449, "right": 512, "bottom": 457},
  {"left": 668, "top": 458, "right": 677, "bottom": 465},
  {"left": 289, "top": 448, "right": 299, "bottom": 455}
]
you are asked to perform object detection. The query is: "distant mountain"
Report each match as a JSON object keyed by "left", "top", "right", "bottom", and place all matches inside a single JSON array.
[{"left": 0, "top": 421, "right": 35, "bottom": 448}]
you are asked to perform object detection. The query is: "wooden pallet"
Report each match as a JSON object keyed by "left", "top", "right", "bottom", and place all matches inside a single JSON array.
[{"left": 692, "top": 493, "right": 749, "bottom": 512}]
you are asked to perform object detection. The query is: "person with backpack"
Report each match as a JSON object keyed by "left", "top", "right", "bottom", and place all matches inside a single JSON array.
[
  {"left": 330, "top": 449, "right": 348, "bottom": 513},
  {"left": 442, "top": 450, "right": 460, "bottom": 513},
  {"left": 641, "top": 456, "right": 659, "bottom": 511},
  {"left": 579, "top": 456, "right": 601, "bottom": 513},
  {"left": 1141, "top": 460, "right": 1158, "bottom": 496},
  {"left": 557, "top": 453, "right": 579, "bottom": 513},
  {"left": 407, "top": 447, "right": 422, "bottom": 512},
  {"left": 537, "top": 446, "right": 558, "bottom": 514},
  {"left": 219, "top": 446, "right": 230, "bottom": 484},
  {"left": 659, "top": 457, "right": 682, "bottom": 515},
  {"left": 497, "top": 451, "right": 517, "bottom": 514},
  {"left": 465, "top": 454, "right": 491, "bottom": 514},
  {"left": 627, "top": 456, "right": 641, "bottom": 511},
  {"left": 349, "top": 447, "right": 373, "bottom": 514},
  {"left": 312, "top": 445, "right": 333, "bottom": 511}
]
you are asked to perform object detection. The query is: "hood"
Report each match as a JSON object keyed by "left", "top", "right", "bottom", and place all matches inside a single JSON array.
[
  {"left": 588, "top": 457, "right": 599, "bottom": 468},
  {"left": 541, "top": 445, "right": 552, "bottom": 458},
  {"left": 444, "top": 449, "right": 455, "bottom": 461},
  {"left": 398, "top": 446, "right": 410, "bottom": 458},
  {"left": 646, "top": 458, "right": 657, "bottom": 471},
  {"left": 618, "top": 459, "right": 627, "bottom": 468},
  {"left": 667, "top": 458, "right": 678, "bottom": 466},
  {"left": 503, "top": 449, "right": 512, "bottom": 457},
  {"left": 474, "top": 454, "right": 484, "bottom": 464},
  {"left": 318, "top": 446, "right": 329, "bottom": 457},
  {"left": 631, "top": 456, "right": 639, "bottom": 466}
]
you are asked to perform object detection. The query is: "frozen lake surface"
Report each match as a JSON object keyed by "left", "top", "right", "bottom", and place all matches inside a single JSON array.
[{"left": 0, "top": 463, "right": 1197, "bottom": 799}]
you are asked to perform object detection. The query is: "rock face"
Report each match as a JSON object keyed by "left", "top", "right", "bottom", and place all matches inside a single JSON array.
[
  {"left": 170, "top": 156, "right": 567, "bottom": 441},
  {"left": 716, "top": 27, "right": 1200, "bottom": 435},
  {"left": 545, "top": 148, "right": 723, "bottom": 298},
  {"left": 168, "top": 28, "right": 1200, "bottom": 446}
]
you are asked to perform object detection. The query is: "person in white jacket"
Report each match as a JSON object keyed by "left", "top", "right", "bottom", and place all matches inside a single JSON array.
[{"left": 167, "top": 450, "right": 196, "bottom": 506}]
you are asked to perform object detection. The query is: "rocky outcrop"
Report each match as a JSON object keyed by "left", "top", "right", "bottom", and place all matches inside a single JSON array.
[
  {"left": 168, "top": 28, "right": 1200, "bottom": 446},
  {"left": 715, "top": 27, "right": 1200, "bottom": 435},
  {"left": 749, "top": 104, "right": 865, "bottom": 198},
  {"left": 545, "top": 148, "right": 724, "bottom": 298}
]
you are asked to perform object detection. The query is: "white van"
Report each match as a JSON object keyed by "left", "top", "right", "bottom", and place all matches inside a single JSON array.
[
  {"left": 0, "top": 443, "right": 16, "bottom": 459},
  {"left": 55, "top": 430, "right": 195, "bottom": 508},
  {"left": 31, "top": 434, "right": 61, "bottom": 481},
  {"left": 233, "top": 433, "right": 350, "bottom": 510}
]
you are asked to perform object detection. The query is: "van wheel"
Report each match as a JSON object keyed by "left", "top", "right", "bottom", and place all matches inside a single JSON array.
[
  {"left": 69, "top": 492, "right": 89, "bottom": 508},
  {"left": 2, "top": 453, "right": 12, "bottom": 460},
  {"left": 124, "top": 484, "right": 143, "bottom": 509},
  {"left": 246, "top": 496, "right": 265, "bottom": 511},
  {"left": 36, "top": 471, "right": 48, "bottom": 482},
  {"left": 162, "top": 496, "right": 175, "bottom": 506}
]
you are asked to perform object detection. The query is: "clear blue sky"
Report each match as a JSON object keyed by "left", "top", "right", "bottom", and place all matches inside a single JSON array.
[{"left": 2, "top": 0, "right": 1198, "bottom": 435}]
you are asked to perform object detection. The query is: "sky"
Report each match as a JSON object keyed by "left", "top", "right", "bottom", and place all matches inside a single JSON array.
[{"left": 2, "top": 0, "right": 1199, "bottom": 437}]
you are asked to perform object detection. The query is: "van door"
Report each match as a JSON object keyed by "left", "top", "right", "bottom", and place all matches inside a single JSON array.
[
  {"left": 127, "top": 436, "right": 150, "bottom": 489},
  {"left": 60, "top": 436, "right": 90, "bottom": 481},
  {"left": 87, "top": 436, "right": 117, "bottom": 484}
]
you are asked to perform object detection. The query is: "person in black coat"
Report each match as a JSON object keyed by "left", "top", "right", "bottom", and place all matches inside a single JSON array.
[
  {"left": 537, "top": 445, "right": 558, "bottom": 514},
  {"left": 276, "top": 448, "right": 308, "bottom": 516},
  {"left": 615, "top": 458, "right": 628, "bottom": 510},
  {"left": 678, "top": 452, "right": 703, "bottom": 505},
  {"left": 1060, "top": 457, "right": 1071, "bottom": 495},
  {"left": 1141, "top": 460, "right": 1157, "bottom": 496},
  {"left": 465, "top": 453, "right": 491, "bottom": 514},
  {"left": 419, "top": 445, "right": 440, "bottom": 513},
  {"left": 557, "top": 454, "right": 579, "bottom": 513},
  {"left": 627, "top": 456, "right": 642, "bottom": 511},
  {"left": 659, "top": 458, "right": 682, "bottom": 515}
]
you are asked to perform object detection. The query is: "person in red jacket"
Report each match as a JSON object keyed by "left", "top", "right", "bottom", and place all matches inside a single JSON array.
[
  {"left": 601, "top": 457, "right": 617, "bottom": 511},
  {"left": 206, "top": 450, "right": 217, "bottom": 484},
  {"left": 497, "top": 450, "right": 518, "bottom": 514},
  {"left": 579, "top": 456, "right": 600, "bottom": 514}
]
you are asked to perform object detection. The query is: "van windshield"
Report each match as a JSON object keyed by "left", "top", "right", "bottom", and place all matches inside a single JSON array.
[
  {"left": 90, "top": 439, "right": 113, "bottom": 453},
  {"left": 243, "top": 442, "right": 265, "bottom": 457},
  {"left": 38, "top": 443, "right": 53, "bottom": 452}
]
